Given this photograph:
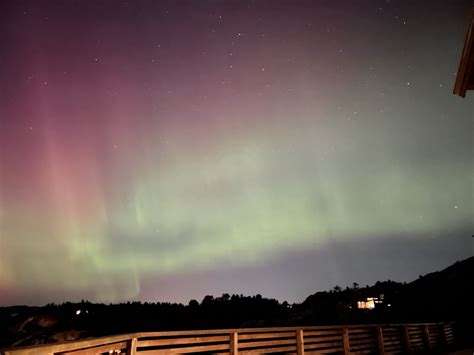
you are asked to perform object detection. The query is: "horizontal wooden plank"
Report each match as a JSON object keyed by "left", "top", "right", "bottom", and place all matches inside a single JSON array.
[
  {"left": 303, "top": 330, "right": 342, "bottom": 337},
  {"left": 303, "top": 341, "right": 342, "bottom": 349},
  {"left": 350, "top": 345, "right": 378, "bottom": 352},
  {"left": 76, "top": 321, "right": 468, "bottom": 333},
  {"left": 305, "top": 347, "right": 342, "bottom": 354},
  {"left": 384, "top": 340, "right": 401, "bottom": 346},
  {"left": 385, "top": 344, "right": 402, "bottom": 350},
  {"left": 349, "top": 334, "right": 374, "bottom": 341},
  {"left": 136, "top": 325, "right": 341, "bottom": 338},
  {"left": 61, "top": 341, "right": 128, "bottom": 355},
  {"left": 349, "top": 335, "right": 374, "bottom": 342},
  {"left": 350, "top": 338, "right": 375, "bottom": 345},
  {"left": 385, "top": 342, "right": 402, "bottom": 347},
  {"left": 240, "top": 345, "right": 297, "bottom": 354},
  {"left": 305, "top": 333, "right": 341, "bottom": 339},
  {"left": 1, "top": 334, "right": 137, "bottom": 355},
  {"left": 238, "top": 332, "right": 295, "bottom": 340},
  {"left": 383, "top": 335, "right": 401, "bottom": 341},
  {"left": 350, "top": 339, "right": 377, "bottom": 346},
  {"left": 137, "top": 335, "right": 229, "bottom": 347},
  {"left": 383, "top": 331, "right": 401, "bottom": 336},
  {"left": 350, "top": 338, "right": 377, "bottom": 347},
  {"left": 383, "top": 332, "right": 401, "bottom": 337},
  {"left": 349, "top": 348, "right": 375, "bottom": 354},
  {"left": 385, "top": 347, "right": 402, "bottom": 353},
  {"left": 138, "top": 343, "right": 229, "bottom": 354},
  {"left": 304, "top": 336, "right": 342, "bottom": 343},
  {"left": 382, "top": 326, "right": 401, "bottom": 330},
  {"left": 384, "top": 347, "right": 405, "bottom": 354},
  {"left": 239, "top": 338, "right": 296, "bottom": 349},
  {"left": 349, "top": 329, "right": 372, "bottom": 334}
]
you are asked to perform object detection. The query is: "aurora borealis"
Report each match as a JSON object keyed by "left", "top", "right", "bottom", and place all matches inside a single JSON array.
[{"left": 0, "top": 0, "right": 473, "bottom": 306}]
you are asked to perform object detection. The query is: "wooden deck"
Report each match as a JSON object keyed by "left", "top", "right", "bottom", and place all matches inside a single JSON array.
[{"left": 0, "top": 322, "right": 456, "bottom": 355}]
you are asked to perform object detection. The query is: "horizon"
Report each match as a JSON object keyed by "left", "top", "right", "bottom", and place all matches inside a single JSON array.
[
  {"left": 1, "top": 251, "right": 471, "bottom": 308},
  {"left": 1, "top": 0, "right": 473, "bottom": 307}
]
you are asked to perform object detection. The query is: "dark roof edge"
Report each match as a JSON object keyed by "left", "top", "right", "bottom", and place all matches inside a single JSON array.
[{"left": 453, "top": 6, "right": 474, "bottom": 97}]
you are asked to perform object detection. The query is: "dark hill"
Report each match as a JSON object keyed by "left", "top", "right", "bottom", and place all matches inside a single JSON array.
[
  {"left": 297, "top": 257, "right": 474, "bottom": 325},
  {"left": 397, "top": 256, "right": 474, "bottom": 321}
]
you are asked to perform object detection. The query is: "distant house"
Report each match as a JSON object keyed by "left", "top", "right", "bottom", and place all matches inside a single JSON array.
[
  {"left": 454, "top": 6, "right": 474, "bottom": 97},
  {"left": 356, "top": 294, "right": 389, "bottom": 310}
]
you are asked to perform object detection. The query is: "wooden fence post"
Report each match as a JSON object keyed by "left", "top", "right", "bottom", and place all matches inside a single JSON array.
[
  {"left": 296, "top": 329, "right": 305, "bottom": 355},
  {"left": 423, "top": 324, "right": 431, "bottom": 350},
  {"left": 342, "top": 327, "right": 350, "bottom": 355},
  {"left": 438, "top": 323, "right": 447, "bottom": 347},
  {"left": 376, "top": 326, "right": 385, "bottom": 355},
  {"left": 230, "top": 332, "right": 238, "bottom": 355},
  {"left": 127, "top": 337, "right": 137, "bottom": 355},
  {"left": 402, "top": 325, "right": 411, "bottom": 353}
]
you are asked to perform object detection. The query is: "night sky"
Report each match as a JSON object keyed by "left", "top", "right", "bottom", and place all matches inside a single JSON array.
[{"left": 0, "top": 0, "right": 472, "bottom": 306}]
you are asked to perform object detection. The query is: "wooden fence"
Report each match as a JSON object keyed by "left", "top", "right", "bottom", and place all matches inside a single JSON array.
[{"left": 0, "top": 322, "right": 455, "bottom": 355}]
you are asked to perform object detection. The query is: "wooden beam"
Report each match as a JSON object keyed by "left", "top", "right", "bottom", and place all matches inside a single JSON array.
[
  {"left": 61, "top": 341, "right": 128, "bottom": 354},
  {"left": 402, "top": 325, "right": 411, "bottom": 353},
  {"left": 342, "top": 327, "right": 350, "bottom": 355},
  {"left": 423, "top": 324, "right": 432, "bottom": 350},
  {"left": 296, "top": 329, "right": 305, "bottom": 355},
  {"left": 230, "top": 332, "right": 238, "bottom": 355},
  {"left": 126, "top": 337, "right": 137, "bottom": 355},
  {"left": 376, "top": 327, "right": 385, "bottom": 355},
  {"left": 454, "top": 7, "right": 474, "bottom": 97}
]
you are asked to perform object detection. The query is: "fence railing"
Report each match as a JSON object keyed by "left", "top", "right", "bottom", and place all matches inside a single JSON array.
[{"left": 0, "top": 322, "right": 455, "bottom": 355}]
